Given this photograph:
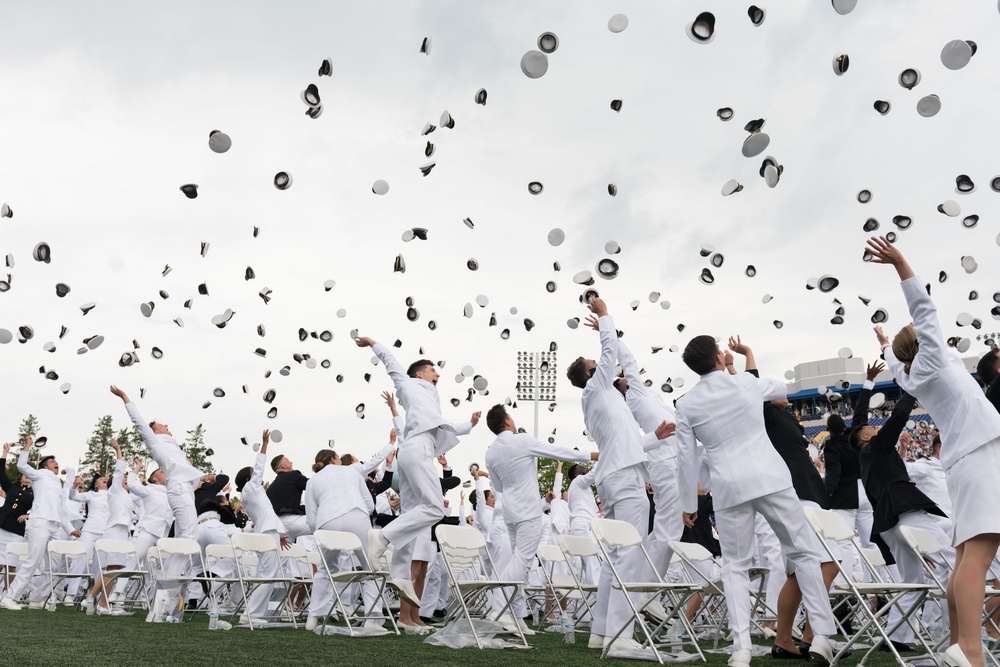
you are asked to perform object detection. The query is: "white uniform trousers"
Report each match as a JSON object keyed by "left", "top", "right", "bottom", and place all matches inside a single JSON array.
[
  {"left": 490, "top": 515, "right": 543, "bottom": 620},
  {"left": 66, "top": 531, "right": 101, "bottom": 597},
  {"left": 592, "top": 464, "right": 649, "bottom": 641},
  {"left": 420, "top": 552, "right": 451, "bottom": 617},
  {"left": 167, "top": 481, "right": 198, "bottom": 540},
  {"left": 278, "top": 514, "right": 310, "bottom": 543},
  {"left": 569, "top": 526, "right": 601, "bottom": 585},
  {"left": 384, "top": 433, "right": 443, "bottom": 579},
  {"left": 113, "top": 528, "right": 160, "bottom": 599},
  {"left": 245, "top": 530, "right": 282, "bottom": 618},
  {"left": 880, "top": 510, "right": 955, "bottom": 643},
  {"left": 309, "top": 509, "right": 379, "bottom": 621},
  {"left": 714, "top": 488, "right": 835, "bottom": 651},
  {"left": 4, "top": 518, "right": 60, "bottom": 602},
  {"left": 833, "top": 480, "right": 876, "bottom": 581},
  {"left": 754, "top": 512, "right": 786, "bottom": 621},
  {"left": 646, "top": 459, "right": 683, "bottom": 580}
]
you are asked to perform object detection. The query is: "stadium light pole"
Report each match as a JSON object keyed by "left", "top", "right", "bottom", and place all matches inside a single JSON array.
[{"left": 515, "top": 350, "right": 557, "bottom": 438}]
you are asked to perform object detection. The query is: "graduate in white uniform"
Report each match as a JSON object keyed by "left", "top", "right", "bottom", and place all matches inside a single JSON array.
[
  {"left": 111, "top": 386, "right": 205, "bottom": 541},
  {"left": 565, "top": 297, "right": 674, "bottom": 656},
  {"left": 114, "top": 457, "right": 171, "bottom": 601},
  {"left": 905, "top": 435, "right": 953, "bottom": 532},
  {"left": 1, "top": 437, "right": 79, "bottom": 611},
  {"left": 304, "top": 446, "right": 377, "bottom": 630},
  {"left": 866, "top": 236, "right": 1000, "bottom": 667},
  {"left": 611, "top": 337, "right": 684, "bottom": 583},
  {"left": 354, "top": 336, "right": 481, "bottom": 610},
  {"left": 69, "top": 465, "right": 110, "bottom": 608},
  {"left": 234, "top": 429, "right": 290, "bottom": 624},
  {"left": 85, "top": 440, "right": 132, "bottom": 615},
  {"left": 566, "top": 464, "right": 601, "bottom": 585},
  {"left": 675, "top": 335, "right": 836, "bottom": 666},
  {"left": 483, "top": 403, "right": 597, "bottom": 631}
]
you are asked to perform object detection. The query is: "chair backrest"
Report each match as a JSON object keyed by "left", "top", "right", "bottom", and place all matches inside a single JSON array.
[
  {"left": 802, "top": 506, "right": 855, "bottom": 541},
  {"left": 669, "top": 541, "right": 715, "bottom": 563},
  {"left": 95, "top": 539, "right": 136, "bottom": 556},
  {"left": 898, "top": 526, "right": 944, "bottom": 556},
  {"left": 591, "top": 518, "right": 642, "bottom": 547},
  {"left": 861, "top": 547, "right": 886, "bottom": 568},
  {"left": 205, "top": 544, "right": 236, "bottom": 560},
  {"left": 156, "top": 537, "right": 202, "bottom": 557},
  {"left": 6, "top": 542, "right": 29, "bottom": 558},
  {"left": 537, "top": 544, "right": 566, "bottom": 564},
  {"left": 48, "top": 540, "right": 87, "bottom": 556},
  {"left": 558, "top": 534, "right": 599, "bottom": 558},
  {"left": 313, "top": 530, "right": 364, "bottom": 553},
  {"left": 436, "top": 525, "right": 489, "bottom": 578},
  {"left": 231, "top": 532, "right": 278, "bottom": 554},
  {"left": 436, "top": 525, "right": 487, "bottom": 551},
  {"left": 282, "top": 543, "right": 308, "bottom": 560}
]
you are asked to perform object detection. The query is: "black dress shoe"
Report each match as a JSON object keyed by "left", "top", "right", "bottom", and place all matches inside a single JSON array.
[
  {"left": 419, "top": 616, "right": 439, "bottom": 625},
  {"left": 801, "top": 643, "right": 852, "bottom": 660},
  {"left": 433, "top": 608, "right": 447, "bottom": 618},
  {"left": 879, "top": 640, "right": 913, "bottom": 653},
  {"left": 771, "top": 644, "right": 811, "bottom": 660}
]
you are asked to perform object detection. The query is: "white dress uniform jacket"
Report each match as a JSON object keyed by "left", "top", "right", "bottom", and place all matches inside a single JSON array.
[
  {"left": 619, "top": 341, "right": 678, "bottom": 463},
  {"left": 18, "top": 451, "right": 74, "bottom": 533},
  {"left": 125, "top": 402, "right": 205, "bottom": 485},
  {"left": 305, "top": 465, "right": 374, "bottom": 533},
  {"left": 905, "top": 457, "right": 952, "bottom": 516},
  {"left": 676, "top": 370, "right": 794, "bottom": 513},
  {"left": 107, "top": 459, "right": 133, "bottom": 528},
  {"left": 127, "top": 474, "right": 172, "bottom": 537},
  {"left": 244, "top": 453, "right": 286, "bottom": 535},
  {"left": 484, "top": 431, "right": 590, "bottom": 525},
  {"left": 884, "top": 276, "right": 1000, "bottom": 470},
  {"left": 372, "top": 343, "right": 473, "bottom": 456}
]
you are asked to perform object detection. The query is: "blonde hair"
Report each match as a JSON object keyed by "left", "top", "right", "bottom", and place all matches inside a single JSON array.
[{"left": 891, "top": 323, "right": 918, "bottom": 374}]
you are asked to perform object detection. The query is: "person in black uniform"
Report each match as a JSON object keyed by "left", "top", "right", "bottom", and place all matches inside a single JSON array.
[
  {"left": 728, "top": 337, "right": 838, "bottom": 659},
  {"left": 854, "top": 382, "right": 952, "bottom": 653},
  {"left": 978, "top": 348, "right": 1000, "bottom": 413},
  {"left": 266, "top": 454, "right": 309, "bottom": 542},
  {"left": 0, "top": 442, "right": 32, "bottom": 584}
]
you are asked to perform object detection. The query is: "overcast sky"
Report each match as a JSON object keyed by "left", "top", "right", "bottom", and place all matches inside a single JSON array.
[{"left": 1, "top": 1, "right": 998, "bottom": 488}]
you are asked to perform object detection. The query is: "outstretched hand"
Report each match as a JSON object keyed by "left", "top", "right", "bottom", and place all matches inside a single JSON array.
[
  {"left": 866, "top": 360, "right": 885, "bottom": 381},
  {"left": 654, "top": 421, "right": 676, "bottom": 440},
  {"left": 584, "top": 315, "right": 600, "bottom": 332},
  {"left": 470, "top": 411, "right": 482, "bottom": 427},
  {"left": 874, "top": 325, "right": 890, "bottom": 348},
  {"left": 109, "top": 385, "right": 129, "bottom": 402},
  {"left": 586, "top": 296, "right": 608, "bottom": 317},
  {"left": 682, "top": 512, "right": 698, "bottom": 529},
  {"left": 354, "top": 336, "right": 375, "bottom": 348},
  {"left": 865, "top": 236, "right": 914, "bottom": 280},
  {"left": 727, "top": 335, "right": 751, "bottom": 356}
]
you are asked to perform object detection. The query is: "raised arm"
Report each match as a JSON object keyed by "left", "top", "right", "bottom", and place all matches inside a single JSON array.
[
  {"left": 357, "top": 471, "right": 375, "bottom": 515},
  {"left": 127, "top": 459, "right": 150, "bottom": 498},
  {"left": 589, "top": 298, "right": 618, "bottom": 389},
  {"left": 823, "top": 439, "right": 842, "bottom": 498},
  {"left": 356, "top": 337, "right": 407, "bottom": 392},
  {"left": 728, "top": 335, "right": 756, "bottom": 372},
  {"left": 17, "top": 446, "right": 41, "bottom": 482},
  {"left": 851, "top": 361, "right": 884, "bottom": 431},
  {"left": 617, "top": 339, "right": 645, "bottom": 391},
  {"left": 870, "top": 392, "right": 917, "bottom": 455},
  {"left": 112, "top": 386, "right": 157, "bottom": 449},
  {"left": 358, "top": 438, "right": 395, "bottom": 477}
]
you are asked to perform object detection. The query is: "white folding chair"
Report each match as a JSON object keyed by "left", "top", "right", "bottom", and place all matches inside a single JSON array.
[
  {"left": 152, "top": 537, "right": 218, "bottom": 614},
  {"left": 668, "top": 541, "right": 731, "bottom": 644},
  {"left": 230, "top": 532, "right": 298, "bottom": 630},
  {"left": 47, "top": 540, "right": 91, "bottom": 606},
  {"left": 94, "top": 539, "right": 149, "bottom": 611},
  {"left": 435, "top": 524, "right": 528, "bottom": 649},
  {"left": 203, "top": 544, "right": 245, "bottom": 611},
  {"left": 555, "top": 535, "right": 602, "bottom": 625},
  {"left": 4, "top": 542, "right": 28, "bottom": 591},
  {"left": 534, "top": 543, "right": 583, "bottom": 623},
  {"left": 311, "top": 530, "right": 398, "bottom": 636},
  {"left": 802, "top": 507, "right": 934, "bottom": 665},
  {"left": 591, "top": 518, "right": 705, "bottom": 663}
]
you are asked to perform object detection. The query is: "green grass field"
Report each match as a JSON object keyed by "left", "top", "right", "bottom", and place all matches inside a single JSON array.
[{"left": 2, "top": 606, "right": 920, "bottom": 667}]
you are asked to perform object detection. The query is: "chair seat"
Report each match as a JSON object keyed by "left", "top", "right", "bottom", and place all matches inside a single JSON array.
[
  {"left": 329, "top": 572, "right": 378, "bottom": 584},
  {"left": 240, "top": 576, "right": 297, "bottom": 584},
  {"left": 455, "top": 579, "right": 522, "bottom": 590},
  {"left": 610, "top": 582, "right": 678, "bottom": 593},
  {"left": 99, "top": 569, "right": 147, "bottom": 578},
  {"left": 836, "top": 582, "right": 932, "bottom": 593}
]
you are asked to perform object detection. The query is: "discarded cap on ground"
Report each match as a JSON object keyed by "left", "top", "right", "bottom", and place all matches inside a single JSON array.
[
  {"left": 916, "top": 94, "right": 941, "bottom": 117},
  {"left": 686, "top": 12, "right": 716, "bottom": 43},
  {"left": 273, "top": 172, "right": 293, "bottom": 190},
  {"left": 608, "top": 13, "right": 629, "bottom": 32},
  {"left": 520, "top": 50, "right": 549, "bottom": 79},
  {"left": 208, "top": 130, "right": 231, "bottom": 154},
  {"left": 899, "top": 68, "right": 921, "bottom": 89},
  {"left": 941, "top": 39, "right": 974, "bottom": 70}
]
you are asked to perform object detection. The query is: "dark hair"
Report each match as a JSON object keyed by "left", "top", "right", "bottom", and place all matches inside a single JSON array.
[
  {"left": 148, "top": 421, "right": 156, "bottom": 429},
  {"left": 566, "top": 357, "right": 590, "bottom": 389},
  {"left": 234, "top": 466, "right": 252, "bottom": 493},
  {"left": 486, "top": 404, "right": 508, "bottom": 435},
  {"left": 977, "top": 348, "right": 1000, "bottom": 387},
  {"left": 340, "top": 454, "right": 355, "bottom": 467},
  {"left": 682, "top": 335, "right": 719, "bottom": 375},
  {"left": 270, "top": 455, "right": 284, "bottom": 473},
  {"left": 38, "top": 455, "right": 55, "bottom": 470},
  {"left": 469, "top": 488, "right": 492, "bottom": 511},
  {"left": 567, "top": 464, "right": 588, "bottom": 481},
  {"left": 931, "top": 434, "right": 942, "bottom": 451},
  {"left": 849, "top": 427, "right": 865, "bottom": 449},
  {"left": 613, "top": 378, "right": 628, "bottom": 395},
  {"left": 407, "top": 359, "right": 434, "bottom": 378},
  {"left": 827, "top": 414, "right": 846, "bottom": 436},
  {"left": 312, "top": 449, "right": 337, "bottom": 473}
]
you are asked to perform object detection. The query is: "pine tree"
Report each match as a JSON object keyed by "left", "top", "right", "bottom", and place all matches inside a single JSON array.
[
  {"left": 182, "top": 424, "right": 214, "bottom": 473},
  {"left": 79, "top": 415, "right": 117, "bottom": 478},
  {"left": 536, "top": 457, "right": 560, "bottom": 496},
  {"left": 4, "top": 415, "right": 42, "bottom": 482}
]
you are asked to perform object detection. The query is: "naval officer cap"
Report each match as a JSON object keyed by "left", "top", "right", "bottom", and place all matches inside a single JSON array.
[
  {"left": 520, "top": 50, "right": 548, "bottom": 79},
  {"left": 686, "top": 12, "right": 715, "bottom": 44},
  {"left": 273, "top": 172, "right": 293, "bottom": 190},
  {"left": 747, "top": 5, "right": 765, "bottom": 26},
  {"left": 537, "top": 32, "right": 559, "bottom": 53},
  {"left": 608, "top": 14, "right": 629, "bottom": 33},
  {"left": 941, "top": 40, "right": 974, "bottom": 70},
  {"left": 208, "top": 130, "right": 231, "bottom": 154}
]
